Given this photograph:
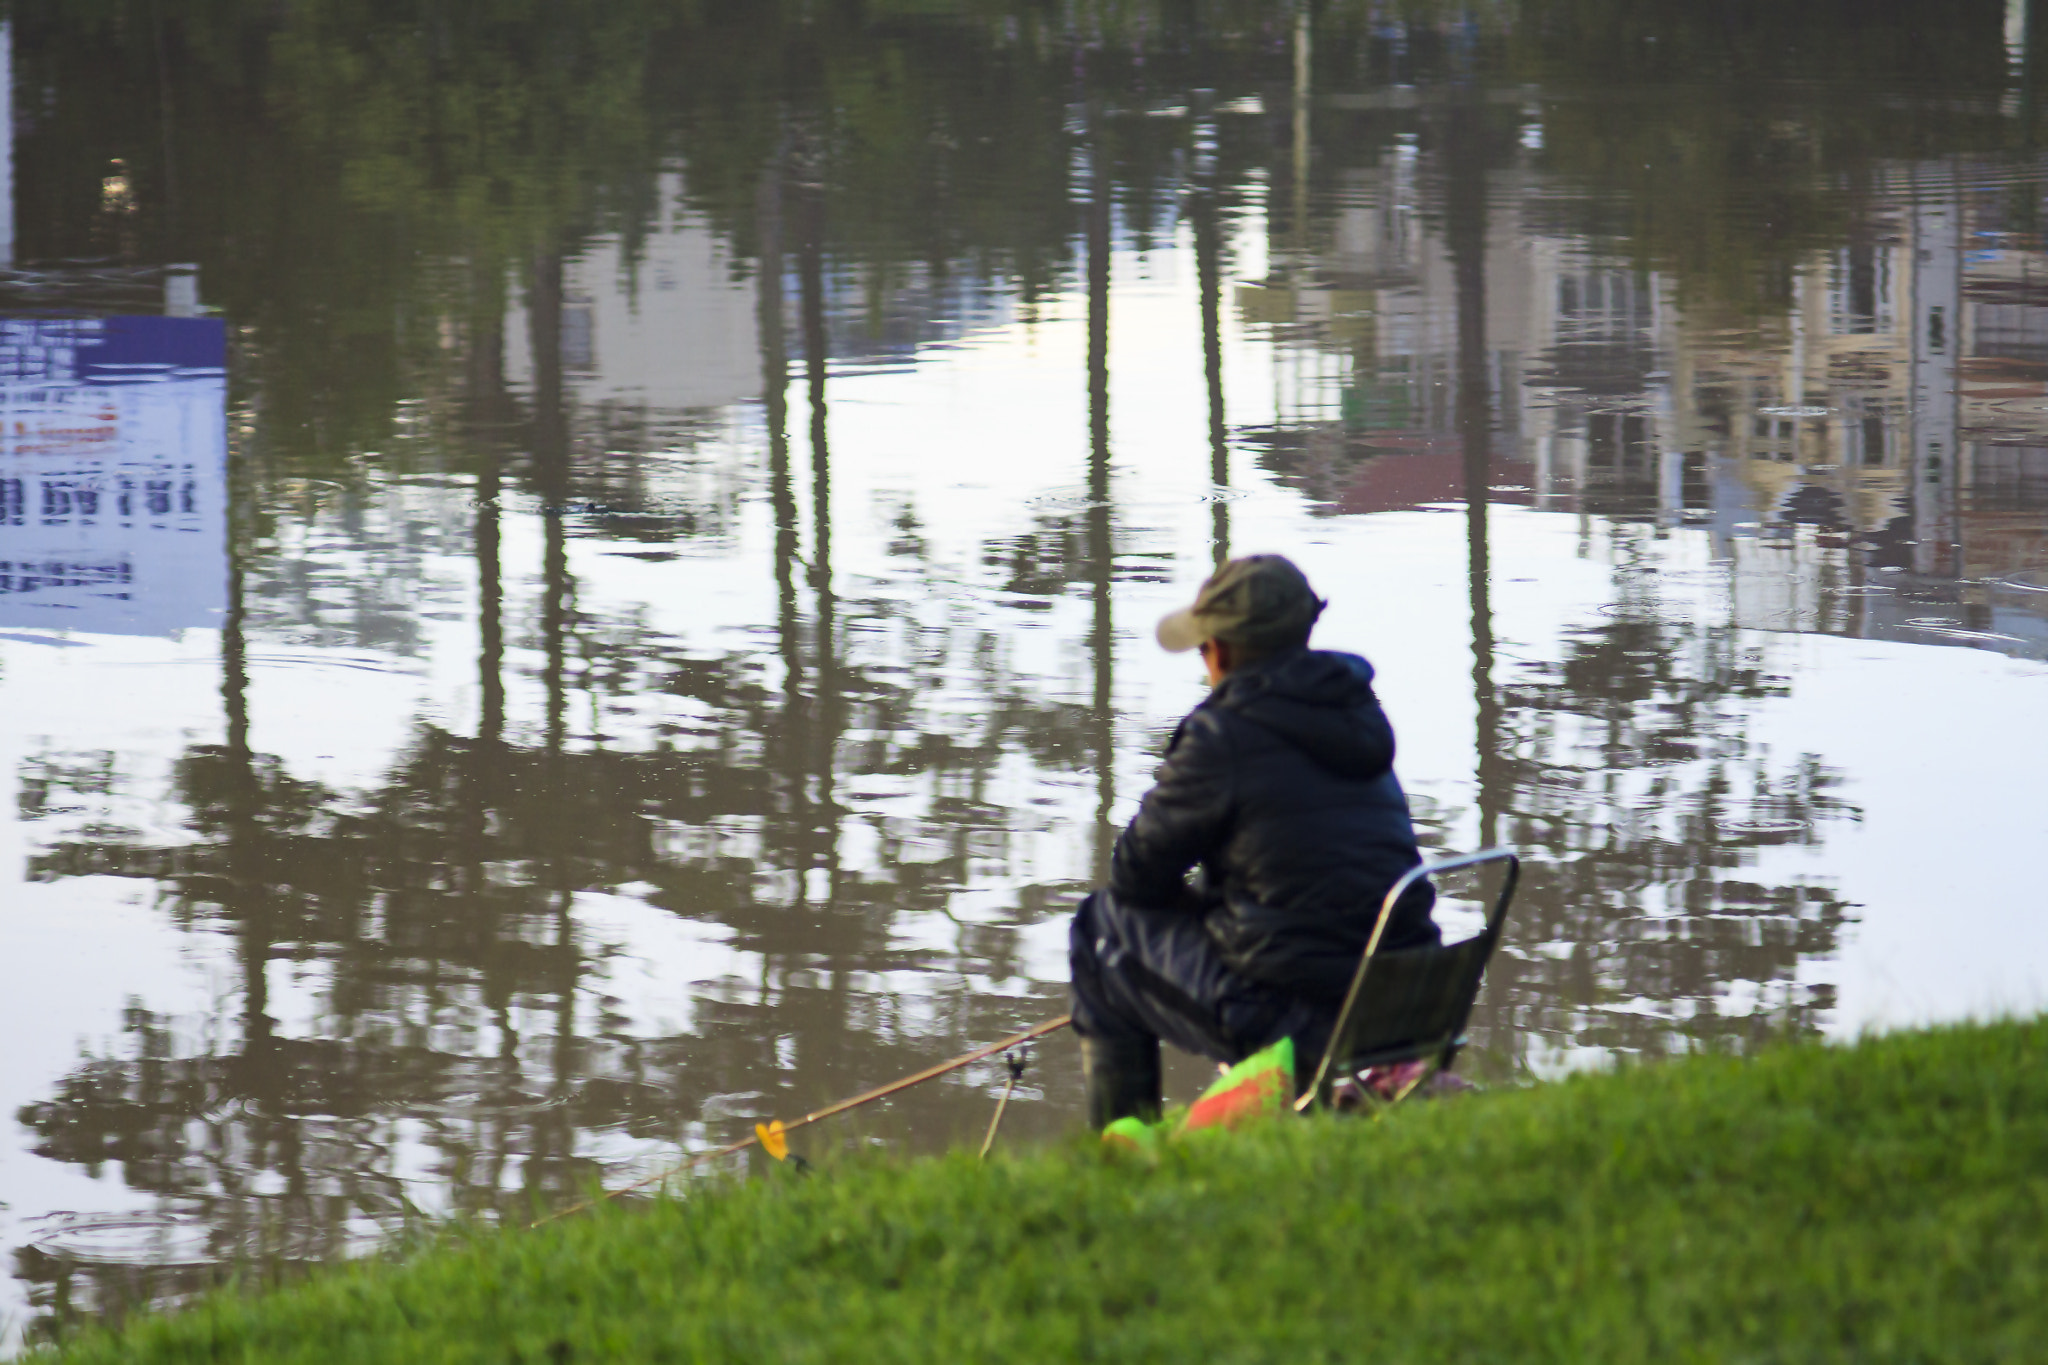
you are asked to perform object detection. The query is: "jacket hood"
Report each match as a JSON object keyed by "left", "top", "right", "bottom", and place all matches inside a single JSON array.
[{"left": 1206, "top": 648, "right": 1394, "bottom": 779}]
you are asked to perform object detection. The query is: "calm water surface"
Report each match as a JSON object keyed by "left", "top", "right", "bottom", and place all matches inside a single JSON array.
[{"left": 4, "top": 0, "right": 2047, "bottom": 1347}]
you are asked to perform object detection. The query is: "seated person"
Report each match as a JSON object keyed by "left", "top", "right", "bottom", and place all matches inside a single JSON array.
[{"left": 1069, "top": 554, "right": 1438, "bottom": 1127}]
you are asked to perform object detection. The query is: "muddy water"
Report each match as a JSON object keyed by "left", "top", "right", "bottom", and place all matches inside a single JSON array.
[{"left": 3, "top": 0, "right": 2047, "bottom": 1347}]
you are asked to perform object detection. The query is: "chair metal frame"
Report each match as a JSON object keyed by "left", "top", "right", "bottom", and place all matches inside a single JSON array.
[{"left": 1296, "top": 848, "right": 1521, "bottom": 1112}]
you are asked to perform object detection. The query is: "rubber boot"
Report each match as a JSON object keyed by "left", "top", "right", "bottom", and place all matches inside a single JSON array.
[{"left": 1080, "top": 1034, "right": 1162, "bottom": 1130}]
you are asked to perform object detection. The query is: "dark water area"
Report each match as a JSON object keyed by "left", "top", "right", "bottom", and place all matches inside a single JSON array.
[{"left": 2, "top": 0, "right": 2046, "bottom": 1347}]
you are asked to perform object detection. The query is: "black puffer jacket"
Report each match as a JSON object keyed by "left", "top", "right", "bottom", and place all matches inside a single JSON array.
[{"left": 1108, "top": 647, "right": 1436, "bottom": 998}]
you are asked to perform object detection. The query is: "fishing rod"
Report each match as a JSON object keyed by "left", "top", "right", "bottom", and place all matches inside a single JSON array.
[{"left": 532, "top": 1014, "right": 1071, "bottom": 1228}]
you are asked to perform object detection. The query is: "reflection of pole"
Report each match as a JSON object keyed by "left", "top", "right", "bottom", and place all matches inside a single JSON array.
[
  {"left": 459, "top": 271, "right": 517, "bottom": 1185},
  {"left": 476, "top": 445, "right": 505, "bottom": 745},
  {"left": 153, "top": 0, "right": 176, "bottom": 243},
  {"left": 467, "top": 270, "right": 507, "bottom": 921},
  {"left": 0, "top": 21, "right": 12, "bottom": 265},
  {"left": 797, "top": 162, "right": 839, "bottom": 906},
  {"left": 217, "top": 426, "right": 291, "bottom": 1204},
  {"left": 2009, "top": 0, "right": 2032, "bottom": 94},
  {"left": 1087, "top": 125, "right": 1116, "bottom": 884},
  {"left": 528, "top": 249, "right": 577, "bottom": 1162},
  {"left": 223, "top": 494, "right": 251, "bottom": 782},
  {"left": 1192, "top": 136, "right": 1229, "bottom": 566},
  {"left": 1445, "top": 98, "right": 1502, "bottom": 851},
  {"left": 471, "top": 281, "right": 508, "bottom": 751},
  {"left": 759, "top": 152, "right": 801, "bottom": 701},
  {"left": 531, "top": 251, "right": 570, "bottom": 757},
  {"left": 464, "top": 278, "right": 517, "bottom": 1145},
  {"left": 2021, "top": 0, "right": 2037, "bottom": 132},
  {"left": 759, "top": 142, "right": 813, "bottom": 890},
  {"left": 221, "top": 415, "right": 269, "bottom": 1056},
  {"left": 1291, "top": 4, "right": 1311, "bottom": 262},
  {"left": 1908, "top": 165, "right": 1963, "bottom": 580}
]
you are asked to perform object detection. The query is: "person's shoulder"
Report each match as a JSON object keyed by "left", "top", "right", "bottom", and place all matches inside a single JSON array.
[
  {"left": 1307, "top": 648, "right": 1377, "bottom": 686},
  {"left": 1170, "top": 697, "right": 1242, "bottom": 751}
]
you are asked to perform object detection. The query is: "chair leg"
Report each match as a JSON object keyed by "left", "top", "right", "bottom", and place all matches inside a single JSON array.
[
  {"left": 1320, "top": 1060, "right": 1443, "bottom": 1119},
  {"left": 1381, "top": 1062, "right": 1437, "bottom": 1110}
]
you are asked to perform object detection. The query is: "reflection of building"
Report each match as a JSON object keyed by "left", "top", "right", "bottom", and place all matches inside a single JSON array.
[
  {"left": 505, "top": 182, "right": 763, "bottom": 415},
  {"left": 502, "top": 172, "right": 1016, "bottom": 421},
  {"left": 0, "top": 316, "right": 227, "bottom": 636},
  {"left": 493, "top": 171, "right": 1018, "bottom": 536},
  {"left": 1223, "top": 92, "right": 2039, "bottom": 1062},
  {"left": 1662, "top": 162, "right": 2048, "bottom": 656},
  {"left": 1236, "top": 139, "right": 1539, "bottom": 513},
  {"left": 1241, "top": 118, "right": 2048, "bottom": 657}
]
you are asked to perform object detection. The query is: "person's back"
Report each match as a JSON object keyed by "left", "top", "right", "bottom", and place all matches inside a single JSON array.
[
  {"left": 1112, "top": 645, "right": 1437, "bottom": 998},
  {"left": 1069, "top": 554, "right": 1435, "bottom": 1128}
]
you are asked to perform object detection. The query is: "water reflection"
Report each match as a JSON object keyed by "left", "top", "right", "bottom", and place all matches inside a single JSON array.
[
  {"left": 0, "top": 316, "right": 225, "bottom": 636},
  {"left": 5, "top": 0, "right": 2048, "bottom": 1349}
]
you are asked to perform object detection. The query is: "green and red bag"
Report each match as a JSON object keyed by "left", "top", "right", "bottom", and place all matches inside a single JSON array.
[{"left": 1101, "top": 1037, "right": 1295, "bottom": 1155}]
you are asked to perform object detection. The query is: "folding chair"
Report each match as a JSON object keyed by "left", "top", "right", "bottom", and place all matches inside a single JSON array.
[{"left": 1296, "top": 848, "right": 1521, "bottom": 1112}]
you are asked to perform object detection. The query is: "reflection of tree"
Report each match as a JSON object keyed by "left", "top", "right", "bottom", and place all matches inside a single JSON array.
[
  {"left": 16, "top": 582, "right": 1102, "bottom": 1337},
  {"left": 15, "top": 0, "right": 669, "bottom": 473},
  {"left": 1489, "top": 0, "right": 2011, "bottom": 315},
  {"left": 1460, "top": 558, "right": 1859, "bottom": 1071},
  {"left": 13, "top": 0, "right": 1284, "bottom": 490}
]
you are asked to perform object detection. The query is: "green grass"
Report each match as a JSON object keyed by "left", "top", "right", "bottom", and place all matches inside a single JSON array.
[{"left": 38, "top": 1016, "right": 2048, "bottom": 1364}]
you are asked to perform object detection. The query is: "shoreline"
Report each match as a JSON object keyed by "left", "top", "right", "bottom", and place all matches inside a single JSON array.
[{"left": 34, "top": 1015, "right": 2048, "bottom": 1362}]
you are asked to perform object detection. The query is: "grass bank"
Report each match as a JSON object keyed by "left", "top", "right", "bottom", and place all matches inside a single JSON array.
[{"left": 39, "top": 1016, "right": 2048, "bottom": 1363}]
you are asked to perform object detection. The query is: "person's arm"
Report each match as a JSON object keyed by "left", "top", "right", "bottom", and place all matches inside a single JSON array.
[{"left": 1107, "top": 709, "right": 1235, "bottom": 909}]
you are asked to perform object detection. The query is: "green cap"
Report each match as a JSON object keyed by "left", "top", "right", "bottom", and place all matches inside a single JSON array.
[{"left": 1155, "top": 554, "right": 1326, "bottom": 654}]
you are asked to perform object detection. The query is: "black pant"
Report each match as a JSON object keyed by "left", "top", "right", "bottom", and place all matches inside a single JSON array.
[{"left": 1067, "top": 889, "right": 1335, "bottom": 1070}]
